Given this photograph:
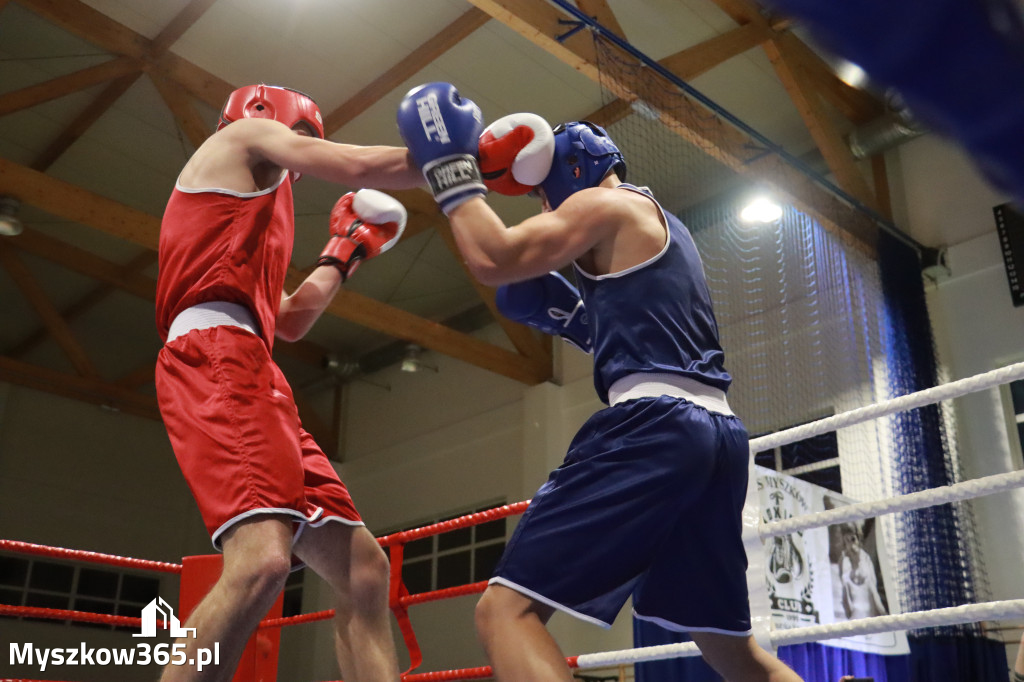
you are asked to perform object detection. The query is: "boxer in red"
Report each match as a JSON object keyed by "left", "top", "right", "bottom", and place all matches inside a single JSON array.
[{"left": 155, "top": 84, "right": 421, "bottom": 682}]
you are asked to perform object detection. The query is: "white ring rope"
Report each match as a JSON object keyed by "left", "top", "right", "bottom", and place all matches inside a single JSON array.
[
  {"left": 762, "top": 469, "right": 1024, "bottom": 538},
  {"left": 748, "top": 361, "right": 1024, "bottom": 452},
  {"left": 771, "top": 599, "right": 1024, "bottom": 646},
  {"left": 574, "top": 600, "right": 1024, "bottom": 669}
]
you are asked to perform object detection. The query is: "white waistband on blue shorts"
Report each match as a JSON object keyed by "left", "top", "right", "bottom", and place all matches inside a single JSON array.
[
  {"left": 166, "top": 301, "right": 259, "bottom": 344},
  {"left": 607, "top": 372, "right": 733, "bottom": 416}
]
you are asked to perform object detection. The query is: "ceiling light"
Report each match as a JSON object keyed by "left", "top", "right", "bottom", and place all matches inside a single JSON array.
[
  {"left": 400, "top": 344, "right": 437, "bottom": 373},
  {"left": 740, "top": 195, "right": 783, "bottom": 224},
  {"left": 834, "top": 59, "right": 869, "bottom": 89},
  {"left": 0, "top": 196, "right": 23, "bottom": 236}
]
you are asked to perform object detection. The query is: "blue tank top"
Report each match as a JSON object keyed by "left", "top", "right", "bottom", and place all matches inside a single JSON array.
[{"left": 573, "top": 184, "right": 732, "bottom": 404}]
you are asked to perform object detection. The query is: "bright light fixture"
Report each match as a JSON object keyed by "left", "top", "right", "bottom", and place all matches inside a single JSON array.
[
  {"left": 835, "top": 60, "right": 869, "bottom": 89},
  {"left": 740, "top": 196, "right": 783, "bottom": 224}
]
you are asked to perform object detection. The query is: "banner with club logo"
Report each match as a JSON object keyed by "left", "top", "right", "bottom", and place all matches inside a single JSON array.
[{"left": 757, "top": 466, "right": 909, "bottom": 655}]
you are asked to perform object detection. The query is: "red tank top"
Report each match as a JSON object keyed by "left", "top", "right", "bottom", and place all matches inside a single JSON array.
[{"left": 155, "top": 173, "right": 294, "bottom": 352}]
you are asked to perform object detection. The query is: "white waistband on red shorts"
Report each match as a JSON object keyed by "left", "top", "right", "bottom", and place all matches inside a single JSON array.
[
  {"left": 607, "top": 372, "right": 733, "bottom": 416},
  {"left": 166, "top": 301, "right": 259, "bottom": 343}
]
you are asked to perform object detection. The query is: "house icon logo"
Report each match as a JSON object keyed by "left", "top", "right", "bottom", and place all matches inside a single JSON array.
[{"left": 133, "top": 597, "right": 196, "bottom": 638}]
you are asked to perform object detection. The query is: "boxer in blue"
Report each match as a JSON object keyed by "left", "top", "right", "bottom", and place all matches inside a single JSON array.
[{"left": 398, "top": 84, "right": 803, "bottom": 681}]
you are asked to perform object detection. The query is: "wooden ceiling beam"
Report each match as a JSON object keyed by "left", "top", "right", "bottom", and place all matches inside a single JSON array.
[
  {"left": 585, "top": 98, "right": 633, "bottom": 128},
  {"left": 6, "top": 248, "right": 156, "bottom": 358},
  {"left": 0, "top": 57, "right": 140, "bottom": 117},
  {"left": 25, "top": 0, "right": 220, "bottom": 170},
  {"left": 31, "top": 72, "right": 141, "bottom": 171},
  {"left": 323, "top": 7, "right": 490, "bottom": 135},
  {"left": 384, "top": 189, "right": 445, "bottom": 242},
  {"left": 16, "top": 0, "right": 233, "bottom": 111},
  {"left": 0, "top": 355, "right": 161, "bottom": 421},
  {"left": 585, "top": 18, "right": 784, "bottom": 129},
  {"left": 147, "top": 0, "right": 219, "bottom": 56},
  {"left": 772, "top": 32, "right": 883, "bottom": 125},
  {"left": 9, "top": 229, "right": 157, "bottom": 298},
  {"left": 290, "top": 271, "right": 551, "bottom": 385},
  {"left": 466, "top": 0, "right": 880, "bottom": 249},
  {"left": 0, "top": 241, "right": 99, "bottom": 379},
  {"left": 706, "top": 0, "right": 882, "bottom": 124},
  {"left": 0, "top": 158, "right": 162, "bottom": 249},
  {"left": 659, "top": 21, "right": 777, "bottom": 81},
  {"left": 0, "top": 159, "right": 546, "bottom": 383},
  {"left": 15, "top": 0, "right": 150, "bottom": 59},
  {"left": 149, "top": 73, "right": 212, "bottom": 150},
  {"left": 574, "top": 0, "right": 626, "bottom": 39},
  {"left": 8, "top": 227, "right": 330, "bottom": 370},
  {"left": 763, "top": 38, "right": 879, "bottom": 212},
  {"left": 145, "top": 54, "right": 233, "bottom": 111}
]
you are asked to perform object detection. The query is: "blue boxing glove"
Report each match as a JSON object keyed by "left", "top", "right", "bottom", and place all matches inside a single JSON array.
[
  {"left": 397, "top": 82, "right": 486, "bottom": 215},
  {"left": 496, "top": 272, "right": 592, "bottom": 354}
]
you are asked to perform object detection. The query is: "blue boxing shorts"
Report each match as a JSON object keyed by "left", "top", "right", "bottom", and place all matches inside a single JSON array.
[{"left": 489, "top": 395, "right": 753, "bottom": 635}]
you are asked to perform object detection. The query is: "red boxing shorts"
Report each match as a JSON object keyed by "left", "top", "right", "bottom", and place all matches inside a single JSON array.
[{"left": 156, "top": 324, "right": 361, "bottom": 550}]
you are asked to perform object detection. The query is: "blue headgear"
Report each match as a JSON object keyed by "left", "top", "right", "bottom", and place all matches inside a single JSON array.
[{"left": 538, "top": 121, "right": 626, "bottom": 209}]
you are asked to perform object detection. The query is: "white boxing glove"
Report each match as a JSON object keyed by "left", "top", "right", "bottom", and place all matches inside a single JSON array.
[
  {"left": 478, "top": 113, "right": 555, "bottom": 196},
  {"left": 317, "top": 189, "right": 407, "bottom": 281}
]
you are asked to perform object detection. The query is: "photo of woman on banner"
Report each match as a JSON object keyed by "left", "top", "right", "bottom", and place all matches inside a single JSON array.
[
  {"left": 838, "top": 522, "right": 887, "bottom": 620},
  {"left": 824, "top": 497, "right": 889, "bottom": 622}
]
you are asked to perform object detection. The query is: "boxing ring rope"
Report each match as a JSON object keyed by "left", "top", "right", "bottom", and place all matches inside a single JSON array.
[
  {"left": 746, "top": 360, "right": 1024, "bottom": 452},
  {"left": 570, "top": 600, "right": 1024, "bottom": 669},
  {"left": 0, "top": 603, "right": 146, "bottom": 629},
  {"left": 762, "top": 469, "right": 1024, "bottom": 538},
  {"left": 0, "top": 538, "right": 182, "bottom": 574},
  {"left": 4, "top": 364, "right": 1024, "bottom": 681}
]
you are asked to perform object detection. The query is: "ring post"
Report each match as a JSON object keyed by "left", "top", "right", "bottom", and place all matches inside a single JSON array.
[{"left": 179, "top": 554, "right": 284, "bottom": 682}]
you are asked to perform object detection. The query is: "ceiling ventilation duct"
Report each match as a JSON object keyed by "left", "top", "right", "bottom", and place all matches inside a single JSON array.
[{"left": 848, "top": 91, "right": 927, "bottom": 159}]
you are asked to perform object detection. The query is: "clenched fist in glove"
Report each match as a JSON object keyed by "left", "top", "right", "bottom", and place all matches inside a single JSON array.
[
  {"left": 396, "top": 82, "right": 486, "bottom": 215},
  {"left": 317, "top": 189, "right": 407, "bottom": 281},
  {"left": 496, "top": 271, "right": 592, "bottom": 353},
  {"left": 479, "top": 113, "right": 555, "bottom": 196}
]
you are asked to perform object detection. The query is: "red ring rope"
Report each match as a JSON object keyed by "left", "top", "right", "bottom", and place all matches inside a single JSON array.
[
  {"left": 0, "top": 539, "right": 181, "bottom": 573},
  {"left": 399, "top": 580, "right": 488, "bottom": 607},
  {"left": 377, "top": 501, "right": 529, "bottom": 547},
  {"left": 260, "top": 608, "right": 334, "bottom": 629},
  {"left": 0, "top": 603, "right": 145, "bottom": 629}
]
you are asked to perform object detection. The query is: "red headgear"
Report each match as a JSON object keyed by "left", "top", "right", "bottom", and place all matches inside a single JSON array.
[{"left": 218, "top": 84, "right": 324, "bottom": 139}]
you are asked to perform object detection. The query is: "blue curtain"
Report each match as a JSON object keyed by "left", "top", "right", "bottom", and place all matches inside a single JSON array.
[{"left": 632, "top": 621, "right": 1009, "bottom": 681}]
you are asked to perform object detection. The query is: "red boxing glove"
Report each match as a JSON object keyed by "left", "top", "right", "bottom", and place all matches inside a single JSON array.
[
  {"left": 318, "top": 189, "right": 407, "bottom": 281},
  {"left": 479, "top": 113, "right": 555, "bottom": 196}
]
